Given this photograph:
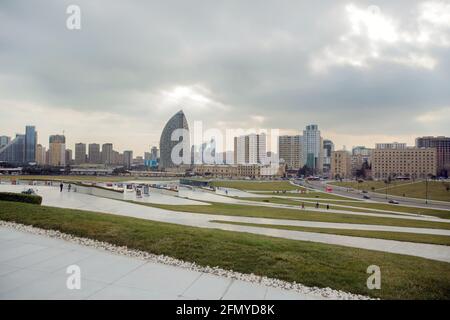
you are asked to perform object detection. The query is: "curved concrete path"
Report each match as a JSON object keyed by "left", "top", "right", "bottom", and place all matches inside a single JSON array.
[{"left": 1, "top": 185, "right": 450, "bottom": 263}]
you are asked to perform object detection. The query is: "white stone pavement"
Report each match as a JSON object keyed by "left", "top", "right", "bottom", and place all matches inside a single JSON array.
[
  {"left": 0, "top": 227, "right": 324, "bottom": 300},
  {"left": 1, "top": 185, "right": 450, "bottom": 262}
]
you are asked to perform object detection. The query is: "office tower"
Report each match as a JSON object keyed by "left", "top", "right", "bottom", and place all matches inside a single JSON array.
[
  {"left": 331, "top": 150, "right": 352, "bottom": 179},
  {"left": 0, "top": 134, "right": 25, "bottom": 164},
  {"left": 75, "top": 143, "right": 87, "bottom": 164},
  {"left": 159, "top": 110, "right": 190, "bottom": 168},
  {"left": 302, "top": 124, "right": 323, "bottom": 174},
  {"left": 35, "top": 144, "right": 46, "bottom": 165},
  {"left": 278, "top": 135, "right": 303, "bottom": 170},
  {"left": 123, "top": 150, "right": 133, "bottom": 169},
  {"left": 65, "top": 149, "right": 73, "bottom": 165},
  {"left": 48, "top": 135, "right": 66, "bottom": 166},
  {"left": 416, "top": 136, "right": 450, "bottom": 177},
  {"left": 322, "top": 139, "right": 334, "bottom": 173},
  {"left": 88, "top": 143, "right": 101, "bottom": 164},
  {"left": 351, "top": 146, "right": 373, "bottom": 176},
  {"left": 372, "top": 143, "right": 437, "bottom": 179},
  {"left": 0, "top": 136, "right": 11, "bottom": 148},
  {"left": 24, "top": 125, "right": 37, "bottom": 163},
  {"left": 150, "top": 146, "right": 159, "bottom": 160},
  {"left": 101, "top": 143, "right": 114, "bottom": 165},
  {"left": 234, "top": 133, "right": 267, "bottom": 165}
]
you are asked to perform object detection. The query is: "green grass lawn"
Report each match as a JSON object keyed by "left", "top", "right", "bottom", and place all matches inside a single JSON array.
[
  {"left": 331, "top": 180, "right": 450, "bottom": 202},
  {"left": 1, "top": 200, "right": 450, "bottom": 299},
  {"left": 240, "top": 197, "right": 450, "bottom": 219},
  {"left": 211, "top": 220, "right": 450, "bottom": 246},
  {"left": 210, "top": 180, "right": 304, "bottom": 191},
  {"left": 255, "top": 191, "right": 355, "bottom": 200},
  {"left": 132, "top": 201, "right": 450, "bottom": 230},
  {"left": 0, "top": 175, "right": 173, "bottom": 183}
]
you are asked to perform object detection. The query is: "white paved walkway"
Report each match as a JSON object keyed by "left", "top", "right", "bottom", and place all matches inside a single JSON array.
[
  {"left": 0, "top": 227, "right": 323, "bottom": 300},
  {"left": 1, "top": 185, "right": 450, "bottom": 262}
]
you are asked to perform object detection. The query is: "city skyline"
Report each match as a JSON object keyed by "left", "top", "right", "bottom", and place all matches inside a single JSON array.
[{"left": 1, "top": 0, "right": 450, "bottom": 155}]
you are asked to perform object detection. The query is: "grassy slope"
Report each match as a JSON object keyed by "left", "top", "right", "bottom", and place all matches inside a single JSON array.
[
  {"left": 210, "top": 180, "right": 303, "bottom": 191},
  {"left": 255, "top": 191, "right": 355, "bottom": 200},
  {"left": 331, "top": 181, "right": 450, "bottom": 202},
  {"left": 211, "top": 220, "right": 450, "bottom": 246},
  {"left": 240, "top": 197, "right": 450, "bottom": 219},
  {"left": 1, "top": 200, "right": 449, "bottom": 299},
  {"left": 132, "top": 201, "right": 450, "bottom": 230}
]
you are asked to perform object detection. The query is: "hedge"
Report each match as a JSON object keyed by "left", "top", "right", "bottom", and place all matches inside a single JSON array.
[{"left": 0, "top": 192, "right": 43, "bottom": 205}]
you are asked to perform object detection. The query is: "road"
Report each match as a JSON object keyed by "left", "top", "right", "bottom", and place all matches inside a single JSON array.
[{"left": 301, "top": 180, "right": 450, "bottom": 210}]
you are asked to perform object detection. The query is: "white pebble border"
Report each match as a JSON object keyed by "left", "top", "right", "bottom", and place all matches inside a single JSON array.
[{"left": 0, "top": 220, "right": 373, "bottom": 300}]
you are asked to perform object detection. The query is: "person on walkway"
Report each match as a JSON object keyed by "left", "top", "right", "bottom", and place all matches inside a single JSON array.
[
  {"left": 301, "top": 202, "right": 305, "bottom": 209},
  {"left": 68, "top": 184, "right": 71, "bottom": 192},
  {"left": 59, "top": 183, "right": 63, "bottom": 192},
  {"left": 315, "top": 202, "right": 319, "bottom": 209},
  {"left": 326, "top": 204, "right": 330, "bottom": 210}
]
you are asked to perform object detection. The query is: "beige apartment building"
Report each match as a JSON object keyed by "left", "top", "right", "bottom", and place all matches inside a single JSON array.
[
  {"left": 330, "top": 150, "right": 352, "bottom": 179},
  {"left": 372, "top": 146, "right": 437, "bottom": 179}
]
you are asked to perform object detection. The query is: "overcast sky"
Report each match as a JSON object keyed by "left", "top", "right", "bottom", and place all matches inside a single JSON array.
[{"left": 1, "top": 0, "right": 449, "bottom": 155}]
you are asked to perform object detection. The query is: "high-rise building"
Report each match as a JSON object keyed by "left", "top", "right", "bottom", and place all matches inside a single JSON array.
[
  {"left": 123, "top": 150, "right": 133, "bottom": 169},
  {"left": 322, "top": 139, "right": 334, "bottom": 173},
  {"left": 74, "top": 143, "right": 87, "bottom": 164},
  {"left": 0, "top": 134, "right": 25, "bottom": 164},
  {"left": 65, "top": 149, "right": 73, "bottom": 165},
  {"left": 88, "top": 143, "right": 101, "bottom": 164},
  {"left": 0, "top": 136, "right": 11, "bottom": 148},
  {"left": 234, "top": 133, "right": 267, "bottom": 165},
  {"left": 278, "top": 135, "right": 303, "bottom": 170},
  {"left": 48, "top": 135, "right": 66, "bottom": 166},
  {"left": 302, "top": 124, "right": 323, "bottom": 174},
  {"left": 351, "top": 146, "right": 373, "bottom": 176},
  {"left": 416, "top": 136, "right": 450, "bottom": 177},
  {"left": 101, "top": 143, "right": 114, "bottom": 165},
  {"left": 372, "top": 144, "right": 437, "bottom": 179},
  {"left": 35, "top": 144, "right": 46, "bottom": 165},
  {"left": 331, "top": 150, "right": 352, "bottom": 179},
  {"left": 24, "top": 125, "right": 37, "bottom": 163},
  {"left": 159, "top": 110, "right": 190, "bottom": 169}
]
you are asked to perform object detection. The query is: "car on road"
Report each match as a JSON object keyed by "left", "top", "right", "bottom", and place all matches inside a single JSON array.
[
  {"left": 363, "top": 195, "right": 370, "bottom": 199},
  {"left": 389, "top": 200, "right": 399, "bottom": 204},
  {"left": 361, "top": 190, "right": 368, "bottom": 194}
]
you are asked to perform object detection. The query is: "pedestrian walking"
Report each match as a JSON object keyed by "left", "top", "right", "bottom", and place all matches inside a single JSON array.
[
  {"left": 59, "top": 183, "right": 63, "bottom": 192},
  {"left": 326, "top": 204, "right": 330, "bottom": 210},
  {"left": 301, "top": 202, "right": 305, "bottom": 209},
  {"left": 68, "top": 184, "right": 71, "bottom": 192},
  {"left": 315, "top": 202, "right": 319, "bottom": 209}
]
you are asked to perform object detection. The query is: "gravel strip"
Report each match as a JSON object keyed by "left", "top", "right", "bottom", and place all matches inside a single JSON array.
[{"left": 0, "top": 220, "right": 373, "bottom": 300}]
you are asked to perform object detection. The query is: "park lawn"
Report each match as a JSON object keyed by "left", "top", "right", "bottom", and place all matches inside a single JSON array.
[
  {"left": 211, "top": 220, "right": 450, "bottom": 246},
  {"left": 131, "top": 201, "right": 450, "bottom": 230},
  {"left": 330, "top": 180, "right": 407, "bottom": 191},
  {"left": 255, "top": 191, "right": 356, "bottom": 200},
  {"left": 1, "top": 201, "right": 450, "bottom": 299},
  {"left": 374, "top": 181, "right": 450, "bottom": 202},
  {"left": 240, "top": 197, "right": 450, "bottom": 219},
  {"left": 210, "top": 180, "right": 303, "bottom": 191},
  {"left": 330, "top": 180, "right": 450, "bottom": 202},
  {"left": 0, "top": 175, "right": 170, "bottom": 183}
]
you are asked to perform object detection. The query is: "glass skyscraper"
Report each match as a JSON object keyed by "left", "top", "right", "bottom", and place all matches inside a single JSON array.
[{"left": 24, "top": 125, "right": 37, "bottom": 163}]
